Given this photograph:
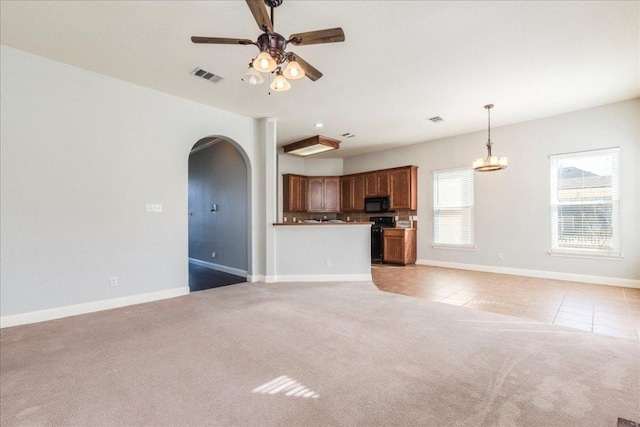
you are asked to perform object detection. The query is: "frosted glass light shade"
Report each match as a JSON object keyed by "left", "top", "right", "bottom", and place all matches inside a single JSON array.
[
  {"left": 473, "top": 155, "right": 508, "bottom": 172},
  {"left": 241, "top": 67, "right": 264, "bottom": 85},
  {"left": 270, "top": 72, "right": 291, "bottom": 91},
  {"left": 253, "top": 52, "right": 277, "bottom": 73},
  {"left": 283, "top": 60, "right": 305, "bottom": 80}
]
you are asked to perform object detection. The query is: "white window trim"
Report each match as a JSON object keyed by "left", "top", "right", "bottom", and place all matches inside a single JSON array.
[
  {"left": 432, "top": 243, "right": 476, "bottom": 251},
  {"left": 432, "top": 166, "right": 474, "bottom": 249},
  {"left": 547, "top": 249, "right": 623, "bottom": 260},
  {"left": 549, "top": 147, "right": 621, "bottom": 259}
]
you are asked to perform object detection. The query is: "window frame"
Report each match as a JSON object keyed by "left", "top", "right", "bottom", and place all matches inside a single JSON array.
[
  {"left": 432, "top": 166, "right": 475, "bottom": 250},
  {"left": 549, "top": 147, "right": 622, "bottom": 260}
]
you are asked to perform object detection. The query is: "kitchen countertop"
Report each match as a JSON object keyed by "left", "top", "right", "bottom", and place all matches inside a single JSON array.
[{"left": 273, "top": 222, "right": 373, "bottom": 226}]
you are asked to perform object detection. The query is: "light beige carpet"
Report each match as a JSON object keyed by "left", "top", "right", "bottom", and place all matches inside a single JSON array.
[{"left": 1, "top": 281, "right": 639, "bottom": 426}]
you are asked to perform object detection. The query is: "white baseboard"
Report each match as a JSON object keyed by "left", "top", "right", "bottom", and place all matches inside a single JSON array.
[
  {"left": 0, "top": 286, "right": 190, "bottom": 329},
  {"left": 247, "top": 274, "right": 265, "bottom": 283},
  {"left": 189, "top": 258, "right": 247, "bottom": 278},
  {"left": 416, "top": 259, "right": 640, "bottom": 289},
  {"left": 270, "top": 274, "right": 373, "bottom": 283}
]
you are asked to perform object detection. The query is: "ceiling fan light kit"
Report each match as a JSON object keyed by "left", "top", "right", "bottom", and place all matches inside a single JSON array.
[
  {"left": 191, "top": 0, "right": 344, "bottom": 92},
  {"left": 473, "top": 104, "right": 508, "bottom": 172}
]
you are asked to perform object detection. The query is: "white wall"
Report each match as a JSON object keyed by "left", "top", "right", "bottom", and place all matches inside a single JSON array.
[
  {"left": 273, "top": 225, "right": 372, "bottom": 281},
  {"left": 303, "top": 158, "right": 344, "bottom": 176},
  {"left": 0, "top": 45, "right": 264, "bottom": 317},
  {"left": 344, "top": 99, "right": 640, "bottom": 282}
]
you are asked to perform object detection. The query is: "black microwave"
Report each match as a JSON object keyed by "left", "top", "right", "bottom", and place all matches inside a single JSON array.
[{"left": 364, "top": 196, "right": 390, "bottom": 213}]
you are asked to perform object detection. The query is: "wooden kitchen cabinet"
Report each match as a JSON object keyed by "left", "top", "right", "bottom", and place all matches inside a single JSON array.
[
  {"left": 383, "top": 228, "right": 416, "bottom": 265},
  {"left": 365, "top": 171, "right": 390, "bottom": 197},
  {"left": 389, "top": 166, "right": 417, "bottom": 210},
  {"left": 283, "top": 174, "right": 307, "bottom": 212},
  {"left": 340, "top": 176, "right": 353, "bottom": 211},
  {"left": 352, "top": 174, "right": 365, "bottom": 211},
  {"left": 284, "top": 165, "right": 415, "bottom": 213},
  {"left": 308, "top": 177, "right": 341, "bottom": 212},
  {"left": 340, "top": 174, "right": 365, "bottom": 212},
  {"left": 364, "top": 172, "right": 378, "bottom": 197},
  {"left": 377, "top": 170, "right": 390, "bottom": 196}
]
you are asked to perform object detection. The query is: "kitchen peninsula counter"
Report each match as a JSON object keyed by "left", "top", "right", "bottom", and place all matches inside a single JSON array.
[
  {"left": 273, "top": 222, "right": 373, "bottom": 226},
  {"left": 272, "top": 222, "right": 372, "bottom": 282}
]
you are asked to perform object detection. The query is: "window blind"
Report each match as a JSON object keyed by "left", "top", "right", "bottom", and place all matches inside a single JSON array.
[
  {"left": 433, "top": 168, "right": 474, "bottom": 247},
  {"left": 550, "top": 148, "right": 620, "bottom": 256}
]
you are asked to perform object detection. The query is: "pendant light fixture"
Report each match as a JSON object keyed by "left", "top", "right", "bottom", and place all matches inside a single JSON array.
[{"left": 473, "top": 104, "right": 508, "bottom": 172}]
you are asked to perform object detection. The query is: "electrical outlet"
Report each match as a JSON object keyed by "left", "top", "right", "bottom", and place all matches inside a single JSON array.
[
  {"left": 212, "top": 252, "right": 216, "bottom": 258},
  {"left": 325, "top": 259, "right": 331, "bottom": 267},
  {"left": 110, "top": 277, "right": 118, "bottom": 287},
  {"left": 497, "top": 253, "right": 503, "bottom": 260},
  {"left": 347, "top": 216, "right": 350, "bottom": 222}
]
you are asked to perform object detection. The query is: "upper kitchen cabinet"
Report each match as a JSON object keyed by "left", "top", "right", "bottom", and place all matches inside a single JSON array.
[
  {"left": 341, "top": 176, "right": 353, "bottom": 211},
  {"left": 364, "top": 172, "right": 377, "bottom": 197},
  {"left": 377, "top": 170, "right": 390, "bottom": 196},
  {"left": 283, "top": 174, "right": 308, "bottom": 212},
  {"left": 389, "top": 166, "right": 418, "bottom": 210},
  {"left": 353, "top": 174, "right": 365, "bottom": 211},
  {"left": 284, "top": 166, "right": 415, "bottom": 213},
  {"left": 308, "top": 177, "right": 341, "bottom": 212},
  {"left": 341, "top": 174, "right": 366, "bottom": 212},
  {"left": 365, "top": 170, "right": 390, "bottom": 197}
]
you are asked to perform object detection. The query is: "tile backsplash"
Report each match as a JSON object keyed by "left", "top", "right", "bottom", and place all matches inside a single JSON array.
[{"left": 282, "top": 210, "right": 418, "bottom": 228}]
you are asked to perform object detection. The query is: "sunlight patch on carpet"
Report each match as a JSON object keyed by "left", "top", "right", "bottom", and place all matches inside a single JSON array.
[{"left": 252, "top": 375, "right": 320, "bottom": 398}]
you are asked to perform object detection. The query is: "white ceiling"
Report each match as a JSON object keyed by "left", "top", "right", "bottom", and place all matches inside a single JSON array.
[{"left": 1, "top": 1, "right": 638, "bottom": 158}]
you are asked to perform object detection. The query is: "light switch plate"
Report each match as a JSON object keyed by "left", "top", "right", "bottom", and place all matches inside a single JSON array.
[{"left": 145, "top": 203, "right": 162, "bottom": 213}]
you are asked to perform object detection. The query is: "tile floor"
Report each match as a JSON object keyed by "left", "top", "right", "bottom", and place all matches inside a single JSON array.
[{"left": 372, "top": 264, "right": 640, "bottom": 341}]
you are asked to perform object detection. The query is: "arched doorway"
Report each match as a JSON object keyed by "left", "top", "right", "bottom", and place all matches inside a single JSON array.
[{"left": 187, "top": 136, "right": 250, "bottom": 291}]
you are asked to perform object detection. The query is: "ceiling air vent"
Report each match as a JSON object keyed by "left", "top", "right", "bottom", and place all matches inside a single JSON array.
[
  {"left": 192, "top": 67, "right": 224, "bottom": 83},
  {"left": 428, "top": 116, "right": 444, "bottom": 123},
  {"left": 341, "top": 133, "right": 356, "bottom": 138}
]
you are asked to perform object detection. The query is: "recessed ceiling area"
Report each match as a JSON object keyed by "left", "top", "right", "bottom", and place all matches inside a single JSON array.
[{"left": 1, "top": 1, "right": 637, "bottom": 158}]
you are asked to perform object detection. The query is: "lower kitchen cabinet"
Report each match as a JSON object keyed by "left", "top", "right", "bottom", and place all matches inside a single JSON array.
[{"left": 383, "top": 228, "right": 416, "bottom": 265}]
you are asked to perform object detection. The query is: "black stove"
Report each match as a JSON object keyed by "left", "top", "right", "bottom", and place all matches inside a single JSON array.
[{"left": 370, "top": 216, "right": 395, "bottom": 263}]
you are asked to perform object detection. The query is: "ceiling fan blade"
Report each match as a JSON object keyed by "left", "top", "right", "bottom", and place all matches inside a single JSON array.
[
  {"left": 290, "top": 53, "right": 323, "bottom": 81},
  {"left": 288, "top": 28, "right": 345, "bottom": 46},
  {"left": 246, "top": 0, "right": 273, "bottom": 32},
  {"left": 191, "top": 37, "right": 254, "bottom": 45}
]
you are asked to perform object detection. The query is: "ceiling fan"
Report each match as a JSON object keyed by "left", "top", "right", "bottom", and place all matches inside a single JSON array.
[{"left": 191, "top": 0, "right": 345, "bottom": 91}]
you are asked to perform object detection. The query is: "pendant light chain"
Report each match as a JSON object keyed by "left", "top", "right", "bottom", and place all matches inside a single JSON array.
[
  {"left": 486, "top": 104, "right": 492, "bottom": 157},
  {"left": 487, "top": 105, "right": 491, "bottom": 143}
]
